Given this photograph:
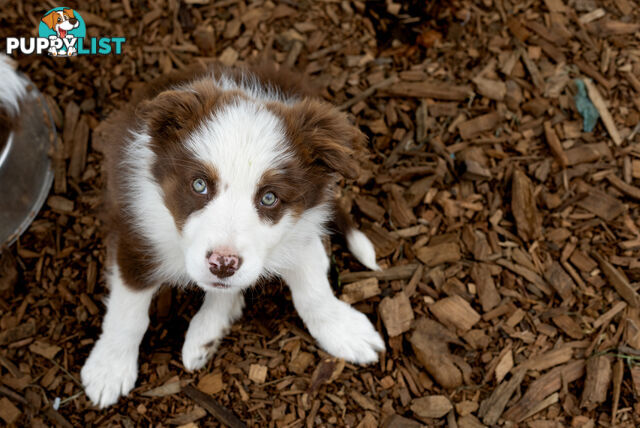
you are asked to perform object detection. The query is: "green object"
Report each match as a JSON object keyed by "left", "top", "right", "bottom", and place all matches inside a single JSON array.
[{"left": 574, "top": 79, "right": 599, "bottom": 132}]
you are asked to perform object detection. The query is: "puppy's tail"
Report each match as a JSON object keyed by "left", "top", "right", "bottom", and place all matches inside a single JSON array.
[{"left": 334, "top": 204, "right": 381, "bottom": 271}]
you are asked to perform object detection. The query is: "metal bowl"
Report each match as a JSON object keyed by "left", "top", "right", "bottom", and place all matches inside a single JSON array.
[{"left": 0, "top": 80, "right": 55, "bottom": 247}]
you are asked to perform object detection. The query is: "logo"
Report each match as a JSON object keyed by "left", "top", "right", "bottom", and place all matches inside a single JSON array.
[{"left": 6, "top": 7, "right": 125, "bottom": 57}]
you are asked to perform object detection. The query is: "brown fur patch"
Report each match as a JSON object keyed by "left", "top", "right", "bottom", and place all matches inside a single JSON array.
[
  {"left": 139, "top": 85, "right": 247, "bottom": 230},
  {"left": 253, "top": 99, "right": 365, "bottom": 224},
  {"left": 270, "top": 99, "right": 364, "bottom": 180}
]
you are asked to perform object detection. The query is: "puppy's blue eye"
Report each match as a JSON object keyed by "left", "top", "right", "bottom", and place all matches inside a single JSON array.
[
  {"left": 192, "top": 178, "right": 207, "bottom": 194},
  {"left": 260, "top": 192, "right": 277, "bottom": 207}
]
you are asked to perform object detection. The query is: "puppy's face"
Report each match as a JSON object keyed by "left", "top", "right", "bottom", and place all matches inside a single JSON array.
[
  {"left": 138, "top": 83, "right": 362, "bottom": 292},
  {"left": 42, "top": 9, "right": 78, "bottom": 34}
]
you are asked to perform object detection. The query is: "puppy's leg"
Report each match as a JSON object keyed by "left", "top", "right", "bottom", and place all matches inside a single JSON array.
[
  {"left": 182, "top": 290, "right": 244, "bottom": 371},
  {"left": 281, "top": 236, "right": 384, "bottom": 364},
  {"left": 81, "top": 266, "right": 158, "bottom": 408}
]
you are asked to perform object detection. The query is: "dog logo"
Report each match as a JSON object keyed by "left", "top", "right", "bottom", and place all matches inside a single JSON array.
[
  {"left": 6, "top": 7, "right": 124, "bottom": 56},
  {"left": 38, "top": 7, "right": 86, "bottom": 56}
]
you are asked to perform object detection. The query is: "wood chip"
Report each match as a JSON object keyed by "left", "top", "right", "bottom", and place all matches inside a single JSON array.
[
  {"left": 576, "top": 188, "right": 625, "bottom": 222},
  {"left": 543, "top": 121, "right": 568, "bottom": 167},
  {"left": 582, "top": 78, "right": 622, "bottom": 146},
  {"left": 142, "top": 377, "right": 182, "bottom": 397},
  {"left": 543, "top": 262, "right": 575, "bottom": 303},
  {"left": 470, "top": 263, "right": 500, "bottom": 312},
  {"left": 289, "top": 352, "right": 314, "bottom": 375},
  {"left": 340, "top": 264, "right": 419, "bottom": 284},
  {"left": 504, "top": 360, "right": 585, "bottom": 421},
  {"left": 410, "top": 395, "right": 452, "bottom": 419},
  {"left": 581, "top": 356, "right": 612, "bottom": 410},
  {"left": 429, "top": 296, "right": 481, "bottom": 332},
  {"left": 382, "top": 81, "right": 473, "bottom": 101},
  {"left": 0, "top": 397, "right": 21, "bottom": 425},
  {"left": 182, "top": 384, "right": 246, "bottom": 428},
  {"left": 607, "top": 174, "right": 640, "bottom": 201},
  {"left": 28, "top": 341, "right": 61, "bottom": 360},
  {"left": 458, "top": 112, "right": 501, "bottom": 139},
  {"left": 379, "top": 292, "right": 414, "bottom": 337},
  {"left": 248, "top": 364, "right": 267, "bottom": 384},
  {"left": 511, "top": 169, "right": 542, "bottom": 241},
  {"left": 478, "top": 368, "right": 526, "bottom": 425},
  {"left": 592, "top": 252, "right": 639, "bottom": 308},
  {"left": 198, "top": 372, "right": 224, "bottom": 395},
  {"left": 340, "top": 278, "right": 381, "bottom": 304},
  {"left": 416, "top": 242, "right": 461, "bottom": 267},
  {"left": 564, "top": 142, "right": 611, "bottom": 166},
  {"left": 410, "top": 319, "right": 463, "bottom": 389}
]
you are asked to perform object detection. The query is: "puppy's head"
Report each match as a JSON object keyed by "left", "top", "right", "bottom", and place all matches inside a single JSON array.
[
  {"left": 138, "top": 82, "right": 363, "bottom": 292},
  {"left": 42, "top": 9, "right": 78, "bottom": 32}
]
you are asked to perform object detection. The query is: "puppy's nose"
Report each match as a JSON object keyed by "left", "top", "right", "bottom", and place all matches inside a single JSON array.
[
  {"left": 207, "top": 249, "right": 242, "bottom": 278},
  {"left": 69, "top": 18, "right": 78, "bottom": 25}
]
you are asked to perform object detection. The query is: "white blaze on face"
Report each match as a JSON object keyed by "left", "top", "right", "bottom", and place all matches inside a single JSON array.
[{"left": 181, "top": 99, "right": 294, "bottom": 290}]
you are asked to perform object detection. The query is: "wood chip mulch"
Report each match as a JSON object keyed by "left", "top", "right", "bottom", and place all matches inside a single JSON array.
[{"left": 1, "top": 0, "right": 640, "bottom": 426}]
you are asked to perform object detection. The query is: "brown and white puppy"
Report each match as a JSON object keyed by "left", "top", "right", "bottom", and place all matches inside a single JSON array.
[{"left": 81, "top": 63, "right": 383, "bottom": 408}]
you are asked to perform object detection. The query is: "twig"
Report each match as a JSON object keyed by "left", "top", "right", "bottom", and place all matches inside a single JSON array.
[
  {"left": 607, "top": 174, "right": 640, "bottom": 201},
  {"left": 338, "top": 75, "right": 398, "bottom": 111},
  {"left": 182, "top": 384, "right": 247, "bottom": 428},
  {"left": 582, "top": 78, "right": 622, "bottom": 146}
]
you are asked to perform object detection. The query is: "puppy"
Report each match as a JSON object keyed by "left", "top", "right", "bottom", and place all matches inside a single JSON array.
[
  {"left": 0, "top": 55, "right": 28, "bottom": 148},
  {"left": 41, "top": 9, "right": 79, "bottom": 56},
  {"left": 81, "top": 63, "right": 384, "bottom": 408}
]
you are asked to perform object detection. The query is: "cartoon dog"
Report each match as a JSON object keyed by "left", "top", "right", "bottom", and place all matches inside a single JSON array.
[{"left": 41, "top": 9, "right": 79, "bottom": 56}]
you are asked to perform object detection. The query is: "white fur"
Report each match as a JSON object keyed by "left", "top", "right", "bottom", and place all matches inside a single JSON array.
[
  {"left": 0, "top": 55, "right": 28, "bottom": 116},
  {"left": 346, "top": 229, "right": 380, "bottom": 271},
  {"left": 81, "top": 266, "right": 159, "bottom": 408},
  {"left": 182, "top": 100, "right": 295, "bottom": 290},
  {"left": 182, "top": 290, "right": 245, "bottom": 371},
  {"left": 121, "top": 131, "right": 190, "bottom": 285},
  {"left": 280, "top": 236, "right": 384, "bottom": 363},
  {"left": 82, "top": 73, "right": 383, "bottom": 408}
]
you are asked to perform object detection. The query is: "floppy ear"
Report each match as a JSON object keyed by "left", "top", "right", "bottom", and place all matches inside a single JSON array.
[
  {"left": 283, "top": 99, "right": 364, "bottom": 179},
  {"left": 64, "top": 9, "right": 75, "bottom": 18},
  {"left": 41, "top": 12, "right": 57, "bottom": 30},
  {"left": 137, "top": 90, "right": 207, "bottom": 141}
]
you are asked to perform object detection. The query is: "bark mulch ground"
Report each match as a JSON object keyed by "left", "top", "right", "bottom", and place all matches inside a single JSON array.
[{"left": 1, "top": 0, "right": 640, "bottom": 426}]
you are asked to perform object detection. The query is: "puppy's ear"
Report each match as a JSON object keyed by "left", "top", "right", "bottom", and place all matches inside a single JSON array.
[
  {"left": 283, "top": 99, "right": 365, "bottom": 179},
  {"left": 41, "top": 12, "right": 57, "bottom": 30},
  {"left": 137, "top": 90, "right": 206, "bottom": 140},
  {"left": 64, "top": 9, "right": 75, "bottom": 19}
]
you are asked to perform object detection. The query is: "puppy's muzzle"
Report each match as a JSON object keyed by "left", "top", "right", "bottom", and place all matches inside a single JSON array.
[{"left": 207, "top": 249, "right": 242, "bottom": 278}]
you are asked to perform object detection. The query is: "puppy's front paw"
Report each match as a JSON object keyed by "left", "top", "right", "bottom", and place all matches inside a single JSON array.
[
  {"left": 311, "top": 303, "right": 385, "bottom": 364},
  {"left": 182, "top": 339, "right": 219, "bottom": 372},
  {"left": 81, "top": 340, "right": 138, "bottom": 408}
]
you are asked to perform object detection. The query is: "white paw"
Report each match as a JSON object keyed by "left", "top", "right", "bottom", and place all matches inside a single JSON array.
[
  {"left": 310, "top": 302, "right": 385, "bottom": 364},
  {"left": 81, "top": 340, "right": 138, "bottom": 408},
  {"left": 182, "top": 338, "right": 219, "bottom": 372}
]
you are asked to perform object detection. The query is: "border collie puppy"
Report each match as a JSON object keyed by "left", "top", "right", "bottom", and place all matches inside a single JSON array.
[{"left": 81, "top": 63, "right": 384, "bottom": 408}]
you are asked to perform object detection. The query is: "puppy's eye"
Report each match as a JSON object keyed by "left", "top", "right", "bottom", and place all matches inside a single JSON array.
[
  {"left": 260, "top": 192, "right": 278, "bottom": 207},
  {"left": 57, "top": 17, "right": 61, "bottom": 22},
  {"left": 192, "top": 178, "right": 208, "bottom": 194}
]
